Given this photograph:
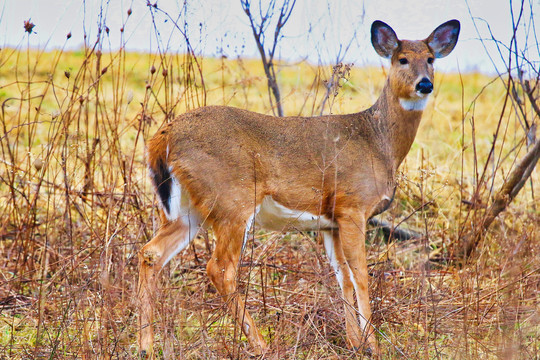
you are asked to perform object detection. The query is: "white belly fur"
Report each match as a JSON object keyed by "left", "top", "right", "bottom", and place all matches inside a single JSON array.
[{"left": 255, "top": 196, "right": 337, "bottom": 231}]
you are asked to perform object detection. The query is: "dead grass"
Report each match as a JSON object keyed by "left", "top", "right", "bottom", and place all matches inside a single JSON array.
[{"left": 0, "top": 25, "right": 539, "bottom": 360}]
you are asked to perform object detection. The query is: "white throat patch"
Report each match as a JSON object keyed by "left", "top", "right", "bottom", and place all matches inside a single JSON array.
[{"left": 399, "top": 97, "right": 429, "bottom": 111}]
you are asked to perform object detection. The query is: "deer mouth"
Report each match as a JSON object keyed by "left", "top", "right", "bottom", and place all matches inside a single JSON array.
[{"left": 414, "top": 90, "right": 430, "bottom": 99}]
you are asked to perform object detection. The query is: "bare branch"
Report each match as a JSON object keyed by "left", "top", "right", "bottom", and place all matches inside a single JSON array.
[
  {"left": 460, "top": 137, "right": 540, "bottom": 258},
  {"left": 458, "top": 0, "right": 539, "bottom": 260},
  {"left": 368, "top": 218, "right": 421, "bottom": 242},
  {"left": 241, "top": 0, "right": 296, "bottom": 116}
]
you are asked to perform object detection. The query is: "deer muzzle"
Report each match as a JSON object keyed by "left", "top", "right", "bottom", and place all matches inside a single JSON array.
[{"left": 416, "top": 77, "right": 433, "bottom": 94}]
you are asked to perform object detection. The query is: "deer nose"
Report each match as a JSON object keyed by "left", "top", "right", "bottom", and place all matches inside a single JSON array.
[{"left": 416, "top": 78, "right": 433, "bottom": 94}]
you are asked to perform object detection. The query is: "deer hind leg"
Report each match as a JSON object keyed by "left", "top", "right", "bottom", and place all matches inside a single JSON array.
[
  {"left": 323, "top": 230, "right": 364, "bottom": 348},
  {"left": 138, "top": 215, "right": 200, "bottom": 359},
  {"left": 337, "top": 212, "right": 380, "bottom": 355},
  {"left": 206, "top": 217, "right": 267, "bottom": 355}
]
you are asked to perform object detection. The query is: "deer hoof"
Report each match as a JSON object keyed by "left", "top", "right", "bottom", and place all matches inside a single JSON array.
[{"left": 353, "top": 344, "right": 376, "bottom": 357}]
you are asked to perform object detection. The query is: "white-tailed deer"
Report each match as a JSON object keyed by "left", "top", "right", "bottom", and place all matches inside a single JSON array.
[{"left": 138, "top": 19, "right": 460, "bottom": 357}]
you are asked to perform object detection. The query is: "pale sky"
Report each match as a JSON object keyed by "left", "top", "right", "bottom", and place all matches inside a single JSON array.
[{"left": 0, "top": 0, "right": 538, "bottom": 75}]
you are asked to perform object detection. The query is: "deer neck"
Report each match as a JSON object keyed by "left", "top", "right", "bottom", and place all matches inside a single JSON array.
[{"left": 371, "top": 80, "right": 426, "bottom": 171}]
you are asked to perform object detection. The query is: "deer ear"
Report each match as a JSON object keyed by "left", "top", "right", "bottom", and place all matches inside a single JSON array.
[
  {"left": 426, "top": 20, "right": 460, "bottom": 58},
  {"left": 371, "top": 20, "right": 399, "bottom": 59}
]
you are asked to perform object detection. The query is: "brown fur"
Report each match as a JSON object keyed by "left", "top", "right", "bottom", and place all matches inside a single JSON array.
[{"left": 138, "top": 20, "right": 460, "bottom": 358}]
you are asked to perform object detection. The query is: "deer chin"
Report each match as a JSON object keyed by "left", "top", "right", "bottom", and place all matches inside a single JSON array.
[{"left": 399, "top": 94, "right": 429, "bottom": 111}]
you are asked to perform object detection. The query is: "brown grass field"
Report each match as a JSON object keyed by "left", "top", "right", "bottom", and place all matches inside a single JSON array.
[{"left": 0, "top": 32, "right": 539, "bottom": 359}]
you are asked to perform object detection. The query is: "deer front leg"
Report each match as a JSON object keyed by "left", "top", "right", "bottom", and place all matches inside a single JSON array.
[
  {"left": 337, "top": 211, "right": 379, "bottom": 356},
  {"left": 206, "top": 222, "right": 267, "bottom": 355},
  {"left": 138, "top": 219, "right": 193, "bottom": 359}
]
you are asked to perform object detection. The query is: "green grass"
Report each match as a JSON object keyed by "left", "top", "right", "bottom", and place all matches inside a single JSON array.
[{"left": 0, "top": 45, "right": 538, "bottom": 359}]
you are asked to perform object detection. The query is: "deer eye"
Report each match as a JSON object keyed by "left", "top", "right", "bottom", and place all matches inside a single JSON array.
[
  {"left": 399, "top": 58, "right": 408, "bottom": 65},
  {"left": 427, "top": 57, "right": 434, "bottom": 64}
]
